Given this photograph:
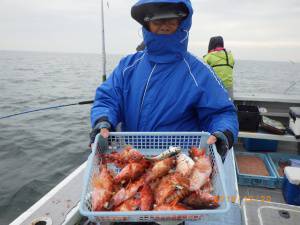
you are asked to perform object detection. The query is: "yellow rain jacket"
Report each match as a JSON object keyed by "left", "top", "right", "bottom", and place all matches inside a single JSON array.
[{"left": 204, "top": 49, "right": 234, "bottom": 89}]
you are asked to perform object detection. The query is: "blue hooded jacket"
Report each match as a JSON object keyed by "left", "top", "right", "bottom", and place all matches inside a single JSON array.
[{"left": 91, "top": 0, "right": 238, "bottom": 140}]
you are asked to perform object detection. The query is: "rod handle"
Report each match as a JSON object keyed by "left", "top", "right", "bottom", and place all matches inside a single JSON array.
[{"left": 78, "top": 100, "right": 94, "bottom": 105}]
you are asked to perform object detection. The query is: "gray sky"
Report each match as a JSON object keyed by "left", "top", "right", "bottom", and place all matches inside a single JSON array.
[{"left": 1, "top": 0, "right": 300, "bottom": 62}]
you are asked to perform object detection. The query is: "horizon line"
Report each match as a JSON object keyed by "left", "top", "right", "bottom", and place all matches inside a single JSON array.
[{"left": 0, "top": 48, "right": 298, "bottom": 64}]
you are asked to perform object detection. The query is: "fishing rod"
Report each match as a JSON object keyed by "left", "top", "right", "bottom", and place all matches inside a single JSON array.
[
  {"left": 0, "top": 100, "right": 94, "bottom": 120},
  {"left": 101, "top": 0, "right": 107, "bottom": 82},
  {"left": 1, "top": 1, "right": 108, "bottom": 121}
]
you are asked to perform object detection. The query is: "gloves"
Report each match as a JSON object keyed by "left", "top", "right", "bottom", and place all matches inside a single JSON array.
[
  {"left": 212, "top": 130, "right": 234, "bottom": 163},
  {"left": 90, "top": 117, "right": 111, "bottom": 145}
]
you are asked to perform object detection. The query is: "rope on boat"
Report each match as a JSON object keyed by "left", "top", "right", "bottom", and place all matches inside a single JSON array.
[{"left": 0, "top": 100, "right": 94, "bottom": 120}]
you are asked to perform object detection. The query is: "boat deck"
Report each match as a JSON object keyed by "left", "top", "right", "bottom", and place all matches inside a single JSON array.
[
  {"left": 10, "top": 136, "right": 298, "bottom": 225},
  {"left": 239, "top": 185, "right": 285, "bottom": 204}
]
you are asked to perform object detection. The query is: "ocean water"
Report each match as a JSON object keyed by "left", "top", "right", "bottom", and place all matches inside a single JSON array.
[
  {"left": 233, "top": 60, "right": 300, "bottom": 96},
  {"left": 0, "top": 50, "right": 299, "bottom": 224},
  {"left": 0, "top": 50, "right": 121, "bottom": 224}
]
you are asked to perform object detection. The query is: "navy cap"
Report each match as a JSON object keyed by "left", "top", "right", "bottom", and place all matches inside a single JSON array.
[{"left": 132, "top": 3, "right": 188, "bottom": 26}]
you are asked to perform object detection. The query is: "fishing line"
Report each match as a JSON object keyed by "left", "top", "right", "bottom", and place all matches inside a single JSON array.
[
  {"left": 284, "top": 81, "right": 298, "bottom": 94},
  {"left": 1, "top": 0, "right": 107, "bottom": 121},
  {"left": 0, "top": 100, "right": 94, "bottom": 120}
]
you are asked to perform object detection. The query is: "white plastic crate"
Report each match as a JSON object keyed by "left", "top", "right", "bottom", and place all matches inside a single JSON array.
[{"left": 80, "top": 132, "right": 230, "bottom": 223}]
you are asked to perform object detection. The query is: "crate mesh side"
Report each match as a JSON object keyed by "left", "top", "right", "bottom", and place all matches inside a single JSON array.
[{"left": 107, "top": 134, "right": 208, "bottom": 155}]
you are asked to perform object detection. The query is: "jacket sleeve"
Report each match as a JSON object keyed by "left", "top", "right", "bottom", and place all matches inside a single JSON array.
[
  {"left": 195, "top": 65, "right": 239, "bottom": 142},
  {"left": 90, "top": 60, "right": 125, "bottom": 129}
]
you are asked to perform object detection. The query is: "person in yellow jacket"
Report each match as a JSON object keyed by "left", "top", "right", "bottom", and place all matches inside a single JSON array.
[{"left": 204, "top": 36, "right": 235, "bottom": 98}]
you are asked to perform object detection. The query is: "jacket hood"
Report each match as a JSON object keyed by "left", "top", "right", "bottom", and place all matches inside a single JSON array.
[{"left": 132, "top": 0, "right": 193, "bottom": 63}]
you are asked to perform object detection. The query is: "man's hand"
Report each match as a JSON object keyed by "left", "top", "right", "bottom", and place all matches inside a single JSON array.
[
  {"left": 206, "top": 131, "right": 233, "bottom": 163},
  {"left": 89, "top": 120, "right": 111, "bottom": 148},
  {"left": 207, "top": 135, "right": 217, "bottom": 145}
]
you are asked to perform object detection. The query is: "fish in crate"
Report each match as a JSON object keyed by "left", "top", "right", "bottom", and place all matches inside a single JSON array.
[
  {"left": 91, "top": 145, "right": 219, "bottom": 212},
  {"left": 91, "top": 165, "right": 115, "bottom": 211},
  {"left": 102, "top": 145, "right": 145, "bottom": 168}
]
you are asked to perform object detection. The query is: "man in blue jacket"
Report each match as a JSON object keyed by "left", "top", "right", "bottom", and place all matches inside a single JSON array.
[{"left": 90, "top": 0, "right": 238, "bottom": 160}]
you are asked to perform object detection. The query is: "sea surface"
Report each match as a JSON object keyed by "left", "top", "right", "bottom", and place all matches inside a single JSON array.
[{"left": 0, "top": 50, "right": 299, "bottom": 224}]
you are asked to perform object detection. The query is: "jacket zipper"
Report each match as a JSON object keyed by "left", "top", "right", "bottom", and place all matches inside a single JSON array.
[{"left": 137, "top": 64, "right": 157, "bottom": 129}]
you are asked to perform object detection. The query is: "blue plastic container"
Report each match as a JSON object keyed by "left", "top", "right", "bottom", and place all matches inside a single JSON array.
[
  {"left": 80, "top": 132, "right": 231, "bottom": 223},
  {"left": 243, "top": 138, "right": 278, "bottom": 152},
  {"left": 282, "top": 167, "right": 300, "bottom": 206},
  {"left": 235, "top": 152, "right": 277, "bottom": 188},
  {"left": 268, "top": 153, "right": 300, "bottom": 188}
]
